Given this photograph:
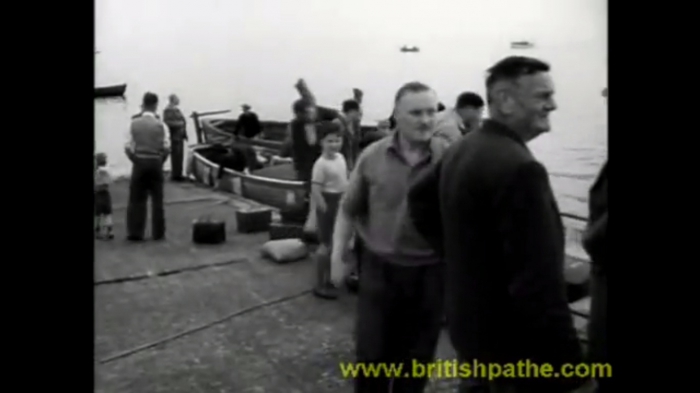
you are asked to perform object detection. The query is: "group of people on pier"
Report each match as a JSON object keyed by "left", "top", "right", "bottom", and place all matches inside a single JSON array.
[
  {"left": 286, "top": 56, "right": 608, "bottom": 393},
  {"left": 94, "top": 54, "right": 608, "bottom": 393}
]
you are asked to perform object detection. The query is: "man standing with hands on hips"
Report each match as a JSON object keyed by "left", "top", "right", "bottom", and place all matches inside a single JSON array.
[{"left": 330, "top": 81, "right": 448, "bottom": 393}]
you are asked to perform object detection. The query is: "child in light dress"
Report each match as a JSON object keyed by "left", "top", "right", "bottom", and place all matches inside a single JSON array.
[
  {"left": 310, "top": 121, "right": 349, "bottom": 299},
  {"left": 94, "top": 153, "right": 114, "bottom": 239}
]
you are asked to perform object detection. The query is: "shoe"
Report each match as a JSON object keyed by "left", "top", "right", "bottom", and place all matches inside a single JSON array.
[
  {"left": 105, "top": 233, "right": 114, "bottom": 240},
  {"left": 313, "top": 285, "right": 339, "bottom": 300},
  {"left": 345, "top": 274, "right": 359, "bottom": 293},
  {"left": 127, "top": 235, "right": 144, "bottom": 242},
  {"left": 152, "top": 235, "right": 166, "bottom": 241}
]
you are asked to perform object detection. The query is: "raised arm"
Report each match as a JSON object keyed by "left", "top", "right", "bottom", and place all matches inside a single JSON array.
[
  {"left": 294, "top": 78, "right": 342, "bottom": 121},
  {"left": 494, "top": 162, "right": 583, "bottom": 369},
  {"left": 295, "top": 78, "right": 316, "bottom": 104},
  {"left": 352, "top": 88, "right": 363, "bottom": 105}
]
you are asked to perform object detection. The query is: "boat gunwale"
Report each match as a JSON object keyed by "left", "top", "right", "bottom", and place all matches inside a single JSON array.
[
  {"left": 193, "top": 112, "right": 591, "bottom": 224},
  {"left": 201, "top": 118, "right": 286, "bottom": 150},
  {"left": 190, "top": 143, "right": 306, "bottom": 189}
]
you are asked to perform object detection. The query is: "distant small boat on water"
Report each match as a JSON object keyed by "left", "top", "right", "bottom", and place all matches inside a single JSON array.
[
  {"left": 511, "top": 41, "right": 535, "bottom": 49},
  {"left": 400, "top": 46, "right": 420, "bottom": 53},
  {"left": 95, "top": 83, "right": 127, "bottom": 99}
]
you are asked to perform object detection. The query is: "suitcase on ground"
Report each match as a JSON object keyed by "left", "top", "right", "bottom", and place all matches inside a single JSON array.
[
  {"left": 260, "top": 239, "right": 309, "bottom": 264},
  {"left": 279, "top": 204, "right": 308, "bottom": 225},
  {"left": 236, "top": 208, "right": 272, "bottom": 233},
  {"left": 269, "top": 222, "right": 305, "bottom": 240},
  {"left": 192, "top": 217, "right": 226, "bottom": 244}
]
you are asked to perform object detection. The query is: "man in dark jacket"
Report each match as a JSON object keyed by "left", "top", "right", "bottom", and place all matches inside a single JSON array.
[
  {"left": 584, "top": 160, "right": 608, "bottom": 393},
  {"left": 163, "top": 94, "right": 188, "bottom": 181},
  {"left": 125, "top": 92, "right": 170, "bottom": 241},
  {"left": 408, "top": 56, "right": 585, "bottom": 393},
  {"left": 234, "top": 104, "right": 262, "bottom": 139}
]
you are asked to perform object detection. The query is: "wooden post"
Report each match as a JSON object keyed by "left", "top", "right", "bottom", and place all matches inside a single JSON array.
[{"left": 192, "top": 112, "right": 203, "bottom": 144}]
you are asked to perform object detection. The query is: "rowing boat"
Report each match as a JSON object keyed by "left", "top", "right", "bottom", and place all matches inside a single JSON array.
[{"left": 95, "top": 83, "right": 127, "bottom": 98}]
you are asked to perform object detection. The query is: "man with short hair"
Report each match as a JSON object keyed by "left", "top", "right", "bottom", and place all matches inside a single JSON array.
[
  {"left": 331, "top": 81, "right": 448, "bottom": 393},
  {"left": 433, "top": 92, "right": 485, "bottom": 144},
  {"left": 408, "top": 57, "right": 586, "bottom": 393},
  {"left": 125, "top": 92, "right": 170, "bottom": 241},
  {"left": 163, "top": 94, "right": 187, "bottom": 181}
]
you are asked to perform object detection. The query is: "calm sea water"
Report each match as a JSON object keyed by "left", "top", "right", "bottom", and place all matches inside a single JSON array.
[{"left": 95, "top": 0, "right": 607, "bottom": 217}]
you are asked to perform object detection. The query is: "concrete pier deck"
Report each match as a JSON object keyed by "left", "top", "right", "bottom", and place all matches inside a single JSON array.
[
  {"left": 95, "top": 180, "right": 590, "bottom": 393},
  {"left": 95, "top": 180, "right": 462, "bottom": 393}
]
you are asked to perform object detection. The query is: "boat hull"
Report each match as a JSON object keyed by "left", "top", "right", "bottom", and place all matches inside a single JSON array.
[
  {"left": 189, "top": 144, "right": 306, "bottom": 211},
  {"left": 189, "top": 113, "right": 591, "bottom": 296},
  {"left": 95, "top": 83, "right": 127, "bottom": 98},
  {"left": 199, "top": 117, "right": 376, "bottom": 146}
]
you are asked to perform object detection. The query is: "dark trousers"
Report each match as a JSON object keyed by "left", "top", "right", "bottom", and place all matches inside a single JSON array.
[
  {"left": 355, "top": 250, "right": 444, "bottom": 393},
  {"left": 127, "top": 157, "right": 165, "bottom": 239},
  {"left": 170, "top": 138, "right": 185, "bottom": 179}
]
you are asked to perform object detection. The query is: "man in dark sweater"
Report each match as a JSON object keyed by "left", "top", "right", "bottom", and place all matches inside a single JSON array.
[
  {"left": 125, "top": 92, "right": 170, "bottom": 241},
  {"left": 408, "top": 57, "right": 586, "bottom": 393},
  {"left": 234, "top": 104, "right": 262, "bottom": 139},
  {"left": 163, "top": 94, "right": 188, "bottom": 181}
]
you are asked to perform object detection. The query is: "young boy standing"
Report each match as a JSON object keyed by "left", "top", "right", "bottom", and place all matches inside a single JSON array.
[
  {"left": 94, "top": 153, "right": 114, "bottom": 239},
  {"left": 310, "top": 121, "right": 349, "bottom": 299}
]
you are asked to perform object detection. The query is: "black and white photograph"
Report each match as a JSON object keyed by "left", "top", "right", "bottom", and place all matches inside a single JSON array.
[{"left": 94, "top": 0, "right": 608, "bottom": 392}]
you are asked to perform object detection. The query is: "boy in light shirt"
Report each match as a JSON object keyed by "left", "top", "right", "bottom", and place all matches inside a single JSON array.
[{"left": 310, "top": 121, "right": 349, "bottom": 299}]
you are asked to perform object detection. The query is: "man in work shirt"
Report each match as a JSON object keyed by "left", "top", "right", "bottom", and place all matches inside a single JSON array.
[
  {"left": 330, "top": 81, "right": 448, "bottom": 393},
  {"left": 125, "top": 92, "right": 170, "bottom": 241}
]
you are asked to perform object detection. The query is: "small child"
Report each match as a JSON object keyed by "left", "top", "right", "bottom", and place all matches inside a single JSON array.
[
  {"left": 94, "top": 153, "right": 114, "bottom": 239},
  {"left": 310, "top": 121, "right": 349, "bottom": 299}
]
